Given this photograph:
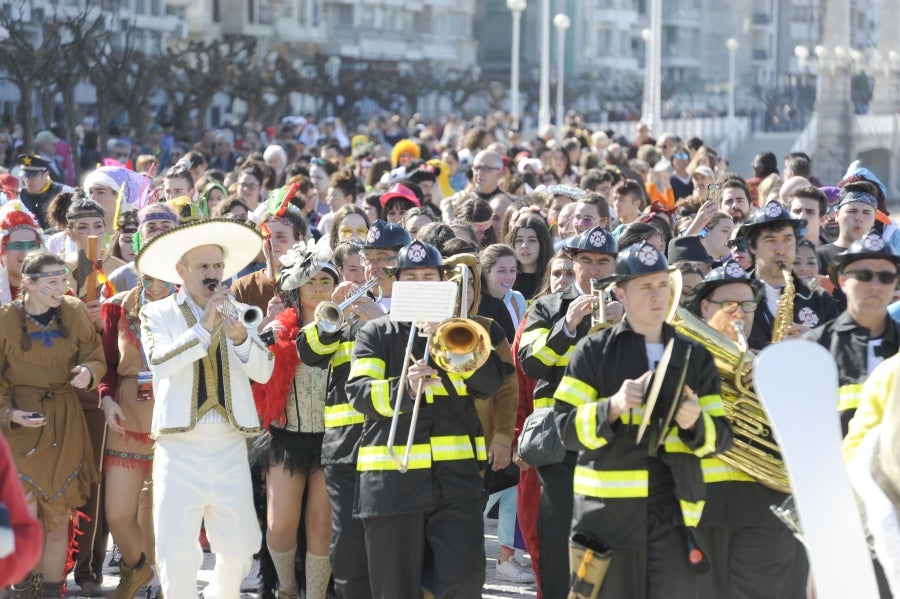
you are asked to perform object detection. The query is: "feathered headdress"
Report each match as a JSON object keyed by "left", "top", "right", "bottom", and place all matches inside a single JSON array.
[
  {"left": 276, "top": 241, "right": 337, "bottom": 292},
  {"left": 0, "top": 201, "right": 42, "bottom": 305}
]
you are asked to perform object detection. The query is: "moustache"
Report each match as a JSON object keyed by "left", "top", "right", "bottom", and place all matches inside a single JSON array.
[{"left": 204, "top": 278, "right": 222, "bottom": 291}]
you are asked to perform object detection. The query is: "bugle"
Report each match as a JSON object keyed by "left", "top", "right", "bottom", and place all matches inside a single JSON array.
[
  {"left": 217, "top": 295, "right": 264, "bottom": 328},
  {"left": 387, "top": 265, "right": 491, "bottom": 471},
  {"left": 314, "top": 277, "right": 382, "bottom": 333}
]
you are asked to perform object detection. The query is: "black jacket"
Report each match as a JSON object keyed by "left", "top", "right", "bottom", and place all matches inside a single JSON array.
[
  {"left": 748, "top": 271, "right": 840, "bottom": 350},
  {"left": 518, "top": 286, "right": 593, "bottom": 410},
  {"left": 554, "top": 319, "right": 732, "bottom": 548},
  {"left": 803, "top": 310, "right": 900, "bottom": 435},
  {"left": 346, "top": 316, "right": 506, "bottom": 518}
]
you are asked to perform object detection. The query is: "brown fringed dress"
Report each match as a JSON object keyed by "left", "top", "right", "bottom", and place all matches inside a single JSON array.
[{"left": 0, "top": 296, "right": 106, "bottom": 521}]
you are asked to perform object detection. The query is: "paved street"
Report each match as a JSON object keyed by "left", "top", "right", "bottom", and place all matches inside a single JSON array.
[{"left": 61, "top": 518, "right": 537, "bottom": 598}]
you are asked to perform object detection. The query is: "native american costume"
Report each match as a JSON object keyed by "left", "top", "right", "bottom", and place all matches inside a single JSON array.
[
  {"left": 0, "top": 296, "right": 106, "bottom": 521},
  {"left": 99, "top": 286, "right": 157, "bottom": 476}
]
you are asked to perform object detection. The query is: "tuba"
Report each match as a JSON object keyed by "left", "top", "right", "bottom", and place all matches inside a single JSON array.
[{"left": 669, "top": 307, "right": 790, "bottom": 493}]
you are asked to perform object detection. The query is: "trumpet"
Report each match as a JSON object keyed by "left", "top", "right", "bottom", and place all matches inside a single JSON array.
[
  {"left": 314, "top": 277, "right": 383, "bottom": 334},
  {"left": 588, "top": 279, "right": 612, "bottom": 334},
  {"left": 217, "top": 295, "right": 264, "bottom": 328},
  {"left": 387, "top": 265, "right": 491, "bottom": 472}
]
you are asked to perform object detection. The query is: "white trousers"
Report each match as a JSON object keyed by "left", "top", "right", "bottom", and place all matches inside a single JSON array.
[{"left": 153, "top": 423, "right": 261, "bottom": 599}]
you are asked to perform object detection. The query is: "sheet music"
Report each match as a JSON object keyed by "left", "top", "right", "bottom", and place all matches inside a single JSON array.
[{"left": 389, "top": 281, "right": 457, "bottom": 323}]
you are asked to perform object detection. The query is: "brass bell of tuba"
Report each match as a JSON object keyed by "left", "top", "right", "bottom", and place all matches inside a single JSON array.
[{"left": 669, "top": 306, "right": 791, "bottom": 494}]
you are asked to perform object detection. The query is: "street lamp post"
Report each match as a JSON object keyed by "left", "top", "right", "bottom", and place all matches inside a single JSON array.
[
  {"left": 553, "top": 13, "right": 570, "bottom": 138},
  {"left": 507, "top": 0, "right": 527, "bottom": 130},
  {"left": 538, "top": 0, "right": 550, "bottom": 132},
  {"left": 726, "top": 38, "right": 738, "bottom": 121},
  {"left": 641, "top": 28, "right": 652, "bottom": 125}
]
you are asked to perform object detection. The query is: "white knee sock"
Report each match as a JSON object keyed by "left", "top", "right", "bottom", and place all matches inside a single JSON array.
[
  {"left": 305, "top": 552, "right": 332, "bottom": 599},
  {"left": 268, "top": 544, "right": 298, "bottom": 593}
]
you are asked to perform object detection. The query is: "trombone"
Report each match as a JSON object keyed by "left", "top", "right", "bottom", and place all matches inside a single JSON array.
[
  {"left": 386, "top": 264, "right": 492, "bottom": 472},
  {"left": 313, "top": 277, "right": 382, "bottom": 333}
]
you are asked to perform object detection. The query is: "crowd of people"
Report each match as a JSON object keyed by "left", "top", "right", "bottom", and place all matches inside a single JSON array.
[{"left": 1, "top": 109, "right": 900, "bottom": 599}]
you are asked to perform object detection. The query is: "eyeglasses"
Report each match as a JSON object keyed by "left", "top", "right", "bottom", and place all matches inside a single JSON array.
[
  {"left": 339, "top": 226, "right": 369, "bottom": 239},
  {"left": 5, "top": 240, "right": 41, "bottom": 252},
  {"left": 573, "top": 214, "right": 596, "bottom": 224},
  {"left": 706, "top": 299, "right": 758, "bottom": 313},
  {"left": 238, "top": 180, "right": 260, "bottom": 189},
  {"left": 472, "top": 164, "right": 501, "bottom": 172},
  {"left": 843, "top": 269, "right": 899, "bottom": 285}
]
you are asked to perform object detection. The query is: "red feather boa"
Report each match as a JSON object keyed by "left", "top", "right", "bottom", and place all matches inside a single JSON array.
[{"left": 252, "top": 307, "right": 301, "bottom": 428}]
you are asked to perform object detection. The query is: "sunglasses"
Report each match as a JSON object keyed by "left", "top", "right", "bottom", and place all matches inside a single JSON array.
[
  {"left": 843, "top": 269, "right": 899, "bottom": 285},
  {"left": 673, "top": 152, "right": 690, "bottom": 160},
  {"left": 339, "top": 226, "right": 369, "bottom": 239}
]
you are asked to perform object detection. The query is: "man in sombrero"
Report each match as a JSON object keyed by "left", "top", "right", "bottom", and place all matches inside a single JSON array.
[{"left": 136, "top": 219, "right": 274, "bottom": 598}]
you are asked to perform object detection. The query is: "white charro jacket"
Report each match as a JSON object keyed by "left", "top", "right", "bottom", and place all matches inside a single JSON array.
[{"left": 139, "top": 290, "right": 274, "bottom": 437}]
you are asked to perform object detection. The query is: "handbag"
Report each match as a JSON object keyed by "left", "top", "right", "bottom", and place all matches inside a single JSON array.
[{"left": 517, "top": 407, "right": 565, "bottom": 467}]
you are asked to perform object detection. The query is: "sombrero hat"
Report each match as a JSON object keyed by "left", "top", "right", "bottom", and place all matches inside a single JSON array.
[{"left": 136, "top": 218, "right": 263, "bottom": 284}]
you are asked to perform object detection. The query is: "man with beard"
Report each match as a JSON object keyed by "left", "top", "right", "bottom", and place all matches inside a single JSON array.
[{"left": 719, "top": 176, "right": 752, "bottom": 225}]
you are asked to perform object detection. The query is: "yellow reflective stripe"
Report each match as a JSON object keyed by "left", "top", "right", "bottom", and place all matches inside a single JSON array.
[
  {"left": 838, "top": 383, "right": 863, "bottom": 412},
  {"left": 349, "top": 357, "right": 386, "bottom": 380},
  {"left": 700, "top": 457, "right": 755, "bottom": 483},
  {"left": 323, "top": 403, "right": 365, "bottom": 427},
  {"left": 555, "top": 375, "right": 598, "bottom": 407},
  {"left": 662, "top": 428, "right": 693, "bottom": 454},
  {"left": 680, "top": 499, "right": 705, "bottom": 528},
  {"left": 573, "top": 467, "right": 649, "bottom": 498},
  {"left": 446, "top": 373, "right": 469, "bottom": 395},
  {"left": 475, "top": 436, "right": 487, "bottom": 461},
  {"left": 694, "top": 411, "right": 717, "bottom": 457},
  {"left": 574, "top": 403, "right": 607, "bottom": 450},
  {"left": 330, "top": 341, "right": 353, "bottom": 369},
  {"left": 523, "top": 327, "right": 572, "bottom": 367},
  {"left": 357, "top": 445, "right": 432, "bottom": 471},
  {"left": 533, "top": 396, "right": 555, "bottom": 410},
  {"left": 371, "top": 380, "right": 394, "bottom": 417},
  {"left": 662, "top": 412, "right": 717, "bottom": 457},
  {"left": 698, "top": 393, "right": 725, "bottom": 417},
  {"left": 619, "top": 406, "right": 644, "bottom": 425},
  {"left": 431, "top": 435, "right": 476, "bottom": 460},
  {"left": 304, "top": 323, "right": 340, "bottom": 355}
]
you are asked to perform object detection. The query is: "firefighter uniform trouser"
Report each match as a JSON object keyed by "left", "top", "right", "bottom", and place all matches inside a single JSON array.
[
  {"left": 536, "top": 455, "right": 575, "bottom": 599},
  {"left": 594, "top": 507, "right": 699, "bottom": 599},
  {"left": 696, "top": 523, "right": 798, "bottom": 599},
  {"left": 361, "top": 486, "right": 485, "bottom": 599},
  {"left": 325, "top": 464, "right": 371, "bottom": 599}
]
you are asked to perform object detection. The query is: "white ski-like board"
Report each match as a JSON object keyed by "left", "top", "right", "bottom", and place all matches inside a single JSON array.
[{"left": 754, "top": 339, "right": 878, "bottom": 598}]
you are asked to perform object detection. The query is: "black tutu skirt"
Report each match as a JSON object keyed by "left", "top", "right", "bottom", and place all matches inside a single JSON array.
[{"left": 250, "top": 426, "right": 324, "bottom": 478}]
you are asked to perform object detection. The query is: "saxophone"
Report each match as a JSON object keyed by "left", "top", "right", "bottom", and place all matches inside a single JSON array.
[{"left": 771, "top": 262, "right": 795, "bottom": 343}]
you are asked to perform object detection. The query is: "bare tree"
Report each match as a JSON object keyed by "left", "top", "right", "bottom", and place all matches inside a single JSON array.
[
  {"left": 42, "top": 8, "right": 107, "bottom": 178},
  {"left": 0, "top": 1, "right": 64, "bottom": 147},
  {"left": 157, "top": 38, "right": 233, "bottom": 138}
]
